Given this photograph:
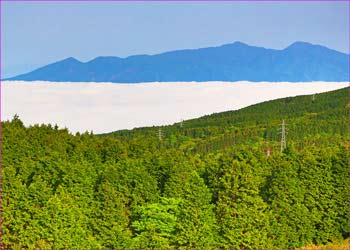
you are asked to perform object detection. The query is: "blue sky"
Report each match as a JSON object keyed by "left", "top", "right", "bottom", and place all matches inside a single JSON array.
[{"left": 2, "top": 1, "right": 349, "bottom": 78}]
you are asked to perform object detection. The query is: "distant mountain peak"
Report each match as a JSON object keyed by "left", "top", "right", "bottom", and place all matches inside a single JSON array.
[
  {"left": 67, "top": 56, "right": 79, "bottom": 61},
  {"left": 5, "top": 41, "right": 349, "bottom": 83},
  {"left": 290, "top": 41, "right": 313, "bottom": 46},
  {"left": 285, "top": 41, "right": 318, "bottom": 50},
  {"left": 59, "top": 57, "right": 81, "bottom": 64},
  {"left": 232, "top": 41, "right": 249, "bottom": 46},
  {"left": 222, "top": 41, "right": 250, "bottom": 48}
]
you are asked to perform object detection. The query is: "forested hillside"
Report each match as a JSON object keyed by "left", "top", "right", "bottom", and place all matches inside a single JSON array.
[{"left": 2, "top": 87, "right": 349, "bottom": 249}]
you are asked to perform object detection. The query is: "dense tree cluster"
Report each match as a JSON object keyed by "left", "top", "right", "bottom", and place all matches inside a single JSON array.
[{"left": 2, "top": 88, "right": 349, "bottom": 248}]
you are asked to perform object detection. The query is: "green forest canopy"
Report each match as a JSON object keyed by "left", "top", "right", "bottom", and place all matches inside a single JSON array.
[{"left": 2, "top": 87, "right": 349, "bottom": 248}]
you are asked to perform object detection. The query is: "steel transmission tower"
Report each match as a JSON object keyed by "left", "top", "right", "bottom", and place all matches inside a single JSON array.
[
  {"left": 280, "top": 119, "right": 287, "bottom": 153},
  {"left": 158, "top": 128, "right": 162, "bottom": 141}
]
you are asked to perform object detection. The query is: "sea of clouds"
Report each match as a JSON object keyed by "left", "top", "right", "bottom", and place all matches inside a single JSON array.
[{"left": 1, "top": 81, "right": 348, "bottom": 134}]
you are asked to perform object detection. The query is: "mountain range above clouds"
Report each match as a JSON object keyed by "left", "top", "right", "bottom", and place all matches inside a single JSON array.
[{"left": 6, "top": 41, "right": 349, "bottom": 83}]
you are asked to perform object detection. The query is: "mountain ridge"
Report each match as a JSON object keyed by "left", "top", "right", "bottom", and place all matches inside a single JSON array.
[{"left": 6, "top": 41, "right": 349, "bottom": 83}]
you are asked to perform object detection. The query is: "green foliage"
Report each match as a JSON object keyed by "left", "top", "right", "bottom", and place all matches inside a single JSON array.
[
  {"left": 175, "top": 172, "right": 218, "bottom": 247},
  {"left": 2, "top": 87, "right": 349, "bottom": 248},
  {"left": 131, "top": 197, "right": 180, "bottom": 247},
  {"left": 216, "top": 154, "right": 270, "bottom": 248}
]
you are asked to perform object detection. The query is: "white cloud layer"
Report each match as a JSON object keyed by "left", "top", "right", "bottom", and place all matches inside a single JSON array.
[{"left": 2, "top": 81, "right": 348, "bottom": 134}]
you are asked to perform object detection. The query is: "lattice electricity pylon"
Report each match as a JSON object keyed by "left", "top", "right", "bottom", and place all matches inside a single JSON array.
[
  {"left": 278, "top": 119, "right": 287, "bottom": 153},
  {"left": 158, "top": 128, "right": 162, "bottom": 141}
]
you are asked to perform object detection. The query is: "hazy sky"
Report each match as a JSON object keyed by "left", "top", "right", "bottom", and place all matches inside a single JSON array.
[{"left": 2, "top": 1, "right": 349, "bottom": 78}]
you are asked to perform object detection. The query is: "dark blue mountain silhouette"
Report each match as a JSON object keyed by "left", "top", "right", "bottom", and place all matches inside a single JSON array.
[{"left": 6, "top": 41, "right": 349, "bottom": 83}]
